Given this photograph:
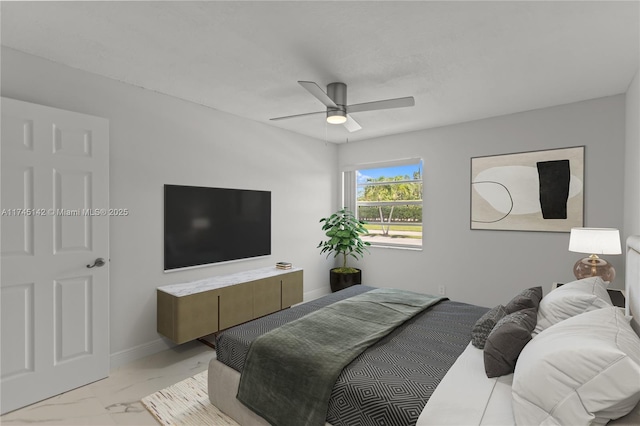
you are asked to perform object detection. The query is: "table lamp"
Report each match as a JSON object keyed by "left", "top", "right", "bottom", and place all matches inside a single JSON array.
[{"left": 568, "top": 227, "right": 621, "bottom": 282}]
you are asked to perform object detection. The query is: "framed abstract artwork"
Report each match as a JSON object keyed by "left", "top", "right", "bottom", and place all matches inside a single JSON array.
[{"left": 471, "top": 146, "right": 584, "bottom": 232}]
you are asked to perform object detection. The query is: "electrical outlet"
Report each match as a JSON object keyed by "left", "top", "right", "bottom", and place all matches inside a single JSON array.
[{"left": 438, "top": 285, "right": 446, "bottom": 295}]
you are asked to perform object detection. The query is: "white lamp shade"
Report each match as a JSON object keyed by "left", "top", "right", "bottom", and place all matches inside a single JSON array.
[{"left": 568, "top": 228, "right": 621, "bottom": 255}]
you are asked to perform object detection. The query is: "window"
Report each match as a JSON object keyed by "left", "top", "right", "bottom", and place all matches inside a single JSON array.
[{"left": 343, "top": 159, "right": 423, "bottom": 249}]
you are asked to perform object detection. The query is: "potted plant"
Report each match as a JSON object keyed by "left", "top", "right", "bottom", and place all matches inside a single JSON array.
[{"left": 318, "top": 208, "right": 371, "bottom": 292}]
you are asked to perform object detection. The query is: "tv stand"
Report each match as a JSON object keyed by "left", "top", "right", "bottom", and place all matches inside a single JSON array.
[{"left": 157, "top": 266, "right": 303, "bottom": 344}]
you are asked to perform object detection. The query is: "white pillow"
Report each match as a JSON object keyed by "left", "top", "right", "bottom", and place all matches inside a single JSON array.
[
  {"left": 512, "top": 307, "right": 640, "bottom": 426},
  {"left": 534, "top": 276, "right": 612, "bottom": 334}
]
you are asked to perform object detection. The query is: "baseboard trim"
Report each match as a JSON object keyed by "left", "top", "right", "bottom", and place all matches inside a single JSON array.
[
  {"left": 110, "top": 338, "right": 174, "bottom": 370},
  {"left": 304, "top": 287, "right": 330, "bottom": 302}
]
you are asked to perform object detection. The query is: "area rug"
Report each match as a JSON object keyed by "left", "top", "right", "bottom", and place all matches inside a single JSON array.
[{"left": 141, "top": 370, "right": 239, "bottom": 426}]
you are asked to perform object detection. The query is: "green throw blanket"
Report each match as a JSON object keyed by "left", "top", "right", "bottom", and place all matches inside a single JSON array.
[{"left": 236, "top": 288, "right": 446, "bottom": 426}]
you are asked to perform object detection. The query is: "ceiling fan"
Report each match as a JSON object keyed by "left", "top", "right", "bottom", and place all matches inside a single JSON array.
[{"left": 270, "top": 81, "right": 415, "bottom": 132}]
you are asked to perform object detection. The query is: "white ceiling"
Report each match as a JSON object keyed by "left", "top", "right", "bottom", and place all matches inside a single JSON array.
[{"left": 1, "top": 1, "right": 639, "bottom": 143}]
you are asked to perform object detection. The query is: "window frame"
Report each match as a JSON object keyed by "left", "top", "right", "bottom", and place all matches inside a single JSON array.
[{"left": 342, "top": 158, "right": 423, "bottom": 250}]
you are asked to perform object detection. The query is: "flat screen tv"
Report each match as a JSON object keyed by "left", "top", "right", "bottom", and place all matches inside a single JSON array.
[{"left": 164, "top": 184, "right": 271, "bottom": 271}]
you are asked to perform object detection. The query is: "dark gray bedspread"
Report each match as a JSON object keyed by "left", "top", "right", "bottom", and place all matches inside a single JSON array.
[{"left": 215, "top": 285, "right": 488, "bottom": 426}]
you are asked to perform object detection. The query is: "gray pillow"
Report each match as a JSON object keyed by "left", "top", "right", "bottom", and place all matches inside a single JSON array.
[
  {"left": 471, "top": 305, "right": 508, "bottom": 349},
  {"left": 504, "top": 287, "right": 543, "bottom": 314},
  {"left": 484, "top": 307, "right": 537, "bottom": 378}
]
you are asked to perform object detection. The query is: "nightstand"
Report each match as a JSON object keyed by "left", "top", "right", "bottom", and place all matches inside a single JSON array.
[{"left": 551, "top": 282, "right": 626, "bottom": 308}]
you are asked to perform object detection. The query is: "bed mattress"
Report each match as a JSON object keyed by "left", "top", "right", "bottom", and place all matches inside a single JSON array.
[{"left": 215, "top": 285, "right": 488, "bottom": 426}]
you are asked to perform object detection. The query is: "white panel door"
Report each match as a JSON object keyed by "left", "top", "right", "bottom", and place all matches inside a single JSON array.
[{"left": 0, "top": 97, "right": 110, "bottom": 414}]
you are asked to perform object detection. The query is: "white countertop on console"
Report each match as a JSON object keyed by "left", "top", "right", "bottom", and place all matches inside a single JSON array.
[{"left": 158, "top": 266, "right": 303, "bottom": 297}]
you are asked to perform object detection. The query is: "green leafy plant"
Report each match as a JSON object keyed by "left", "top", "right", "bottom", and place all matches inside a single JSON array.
[{"left": 318, "top": 208, "right": 371, "bottom": 273}]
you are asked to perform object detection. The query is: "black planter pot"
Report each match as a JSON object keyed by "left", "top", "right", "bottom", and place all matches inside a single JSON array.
[{"left": 330, "top": 269, "right": 362, "bottom": 293}]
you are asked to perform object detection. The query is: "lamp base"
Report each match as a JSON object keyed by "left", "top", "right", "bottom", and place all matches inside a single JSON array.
[{"left": 573, "top": 255, "right": 615, "bottom": 283}]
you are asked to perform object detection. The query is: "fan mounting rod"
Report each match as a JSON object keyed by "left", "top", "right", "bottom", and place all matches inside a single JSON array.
[{"left": 327, "top": 82, "right": 346, "bottom": 107}]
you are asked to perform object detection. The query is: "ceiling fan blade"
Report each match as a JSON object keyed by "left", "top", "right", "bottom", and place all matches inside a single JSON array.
[
  {"left": 270, "top": 110, "right": 327, "bottom": 121},
  {"left": 347, "top": 96, "right": 415, "bottom": 114},
  {"left": 298, "top": 81, "right": 338, "bottom": 108},
  {"left": 343, "top": 114, "right": 362, "bottom": 132}
]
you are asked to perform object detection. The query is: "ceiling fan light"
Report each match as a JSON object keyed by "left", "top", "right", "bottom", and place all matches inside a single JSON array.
[{"left": 327, "top": 110, "right": 347, "bottom": 124}]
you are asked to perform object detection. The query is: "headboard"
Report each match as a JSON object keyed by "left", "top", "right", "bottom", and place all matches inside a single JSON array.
[{"left": 626, "top": 235, "right": 640, "bottom": 335}]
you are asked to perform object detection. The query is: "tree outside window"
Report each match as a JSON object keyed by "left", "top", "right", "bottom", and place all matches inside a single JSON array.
[{"left": 355, "top": 161, "right": 422, "bottom": 248}]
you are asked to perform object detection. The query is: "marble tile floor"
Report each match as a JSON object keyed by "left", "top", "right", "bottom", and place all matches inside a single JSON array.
[{"left": 1, "top": 341, "right": 216, "bottom": 425}]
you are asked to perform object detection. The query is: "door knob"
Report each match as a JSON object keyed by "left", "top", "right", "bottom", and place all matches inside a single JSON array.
[{"left": 87, "top": 258, "right": 106, "bottom": 268}]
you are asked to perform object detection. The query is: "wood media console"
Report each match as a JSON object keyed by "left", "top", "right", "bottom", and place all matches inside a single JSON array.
[{"left": 157, "top": 266, "right": 303, "bottom": 344}]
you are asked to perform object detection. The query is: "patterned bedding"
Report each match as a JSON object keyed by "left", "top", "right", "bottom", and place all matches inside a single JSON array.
[{"left": 215, "top": 285, "right": 488, "bottom": 426}]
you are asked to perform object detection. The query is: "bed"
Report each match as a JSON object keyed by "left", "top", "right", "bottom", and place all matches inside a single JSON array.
[{"left": 208, "top": 236, "right": 640, "bottom": 425}]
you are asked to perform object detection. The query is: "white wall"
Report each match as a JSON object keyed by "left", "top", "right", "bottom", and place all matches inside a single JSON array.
[
  {"left": 1, "top": 46, "right": 633, "bottom": 366},
  {"left": 625, "top": 69, "right": 640, "bottom": 238},
  {"left": 338, "top": 96, "right": 627, "bottom": 307},
  {"left": 1, "top": 47, "right": 339, "bottom": 365}
]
